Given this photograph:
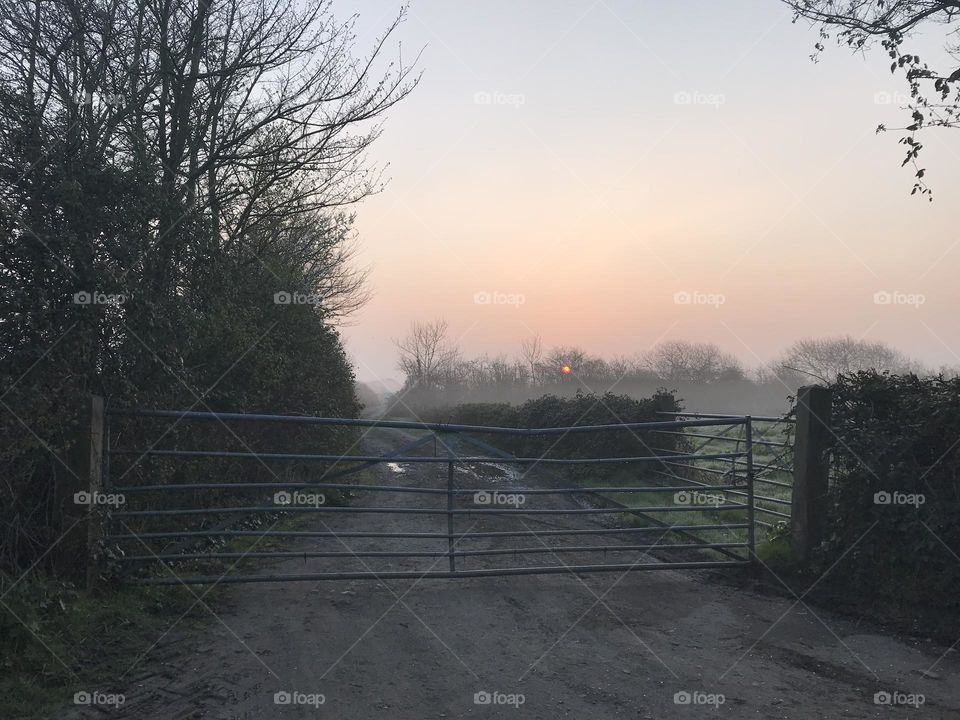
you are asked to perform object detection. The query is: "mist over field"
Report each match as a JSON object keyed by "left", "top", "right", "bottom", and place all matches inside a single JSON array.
[{"left": 374, "top": 323, "right": 940, "bottom": 420}]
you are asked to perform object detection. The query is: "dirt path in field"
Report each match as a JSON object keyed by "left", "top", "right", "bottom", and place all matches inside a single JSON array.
[{"left": 60, "top": 428, "right": 960, "bottom": 719}]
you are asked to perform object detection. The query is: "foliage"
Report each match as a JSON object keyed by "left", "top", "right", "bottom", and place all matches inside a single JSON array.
[
  {"left": 0, "top": 0, "right": 413, "bottom": 576},
  {"left": 819, "top": 371, "right": 960, "bottom": 611},
  {"left": 787, "top": 0, "right": 960, "bottom": 197},
  {"left": 430, "top": 390, "right": 682, "bottom": 482}
]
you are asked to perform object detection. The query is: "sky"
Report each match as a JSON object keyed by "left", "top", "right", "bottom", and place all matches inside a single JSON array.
[{"left": 338, "top": 0, "right": 960, "bottom": 384}]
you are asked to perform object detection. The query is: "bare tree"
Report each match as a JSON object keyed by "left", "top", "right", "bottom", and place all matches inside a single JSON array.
[
  {"left": 0, "top": 0, "right": 419, "bottom": 299},
  {"left": 607, "top": 355, "right": 635, "bottom": 380},
  {"left": 394, "top": 319, "right": 460, "bottom": 389},
  {"left": 578, "top": 356, "right": 614, "bottom": 385},
  {"left": 488, "top": 355, "right": 522, "bottom": 390},
  {"left": 772, "top": 335, "right": 921, "bottom": 385},
  {"left": 643, "top": 341, "right": 745, "bottom": 384},
  {"left": 786, "top": 0, "right": 960, "bottom": 196},
  {"left": 545, "top": 345, "right": 587, "bottom": 375},
  {"left": 519, "top": 334, "right": 543, "bottom": 386}
]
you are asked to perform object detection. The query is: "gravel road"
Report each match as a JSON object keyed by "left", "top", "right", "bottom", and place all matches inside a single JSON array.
[{"left": 59, "top": 428, "right": 960, "bottom": 719}]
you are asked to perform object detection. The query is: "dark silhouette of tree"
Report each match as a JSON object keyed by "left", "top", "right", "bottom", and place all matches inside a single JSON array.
[
  {"left": 0, "top": 0, "right": 417, "bottom": 573},
  {"left": 394, "top": 320, "right": 460, "bottom": 390},
  {"left": 643, "top": 341, "right": 745, "bottom": 384}
]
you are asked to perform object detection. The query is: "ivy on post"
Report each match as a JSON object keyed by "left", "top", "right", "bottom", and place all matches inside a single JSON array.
[{"left": 790, "top": 386, "right": 833, "bottom": 564}]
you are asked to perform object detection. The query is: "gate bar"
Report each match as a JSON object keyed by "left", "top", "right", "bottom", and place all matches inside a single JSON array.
[
  {"left": 118, "top": 542, "right": 751, "bottom": 562},
  {"left": 447, "top": 459, "right": 455, "bottom": 572},
  {"left": 107, "top": 408, "right": 747, "bottom": 434},
  {"left": 106, "top": 523, "right": 749, "bottom": 541},
  {"left": 107, "top": 449, "right": 745, "bottom": 464},
  {"left": 658, "top": 411, "right": 793, "bottom": 423},
  {"left": 112, "top": 503, "right": 750, "bottom": 518},
  {"left": 653, "top": 429, "right": 790, "bottom": 450},
  {"left": 746, "top": 417, "right": 756, "bottom": 561},
  {"left": 113, "top": 481, "right": 747, "bottom": 494},
  {"left": 132, "top": 560, "right": 752, "bottom": 585}
]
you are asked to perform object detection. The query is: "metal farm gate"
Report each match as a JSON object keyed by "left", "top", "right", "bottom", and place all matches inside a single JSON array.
[
  {"left": 99, "top": 408, "right": 759, "bottom": 585},
  {"left": 654, "top": 411, "right": 795, "bottom": 530}
]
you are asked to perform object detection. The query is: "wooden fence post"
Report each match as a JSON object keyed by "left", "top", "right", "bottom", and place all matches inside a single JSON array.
[
  {"left": 790, "top": 385, "right": 832, "bottom": 564},
  {"left": 57, "top": 395, "right": 106, "bottom": 589}
]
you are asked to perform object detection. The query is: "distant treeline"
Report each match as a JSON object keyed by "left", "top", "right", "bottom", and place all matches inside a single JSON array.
[{"left": 386, "top": 321, "right": 938, "bottom": 416}]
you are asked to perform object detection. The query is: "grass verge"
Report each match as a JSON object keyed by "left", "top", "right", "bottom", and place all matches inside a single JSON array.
[{"left": 0, "top": 575, "right": 202, "bottom": 720}]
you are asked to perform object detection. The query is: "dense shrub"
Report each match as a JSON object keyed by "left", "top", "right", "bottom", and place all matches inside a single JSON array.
[
  {"left": 0, "top": 94, "right": 364, "bottom": 579},
  {"left": 0, "top": 260, "right": 362, "bottom": 576},
  {"left": 820, "top": 372, "right": 960, "bottom": 612},
  {"left": 427, "top": 390, "right": 681, "bottom": 480}
]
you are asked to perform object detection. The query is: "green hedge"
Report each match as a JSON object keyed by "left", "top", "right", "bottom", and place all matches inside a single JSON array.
[
  {"left": 0, "top": 275, "right": 361, "bottom": 578},
  {"left": 821, "top": 372, "right": 960, "bottom": 611},
  {"left": 429, "top": 390, "right": 681, "bottom": 479}
]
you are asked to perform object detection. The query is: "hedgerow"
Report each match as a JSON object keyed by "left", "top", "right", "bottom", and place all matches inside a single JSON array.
[{"left": 820, "top": 372, "right": 960, "bottom": 611}]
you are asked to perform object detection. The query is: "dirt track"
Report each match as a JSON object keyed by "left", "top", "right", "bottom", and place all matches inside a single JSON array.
[{"left": 60, "top": 428, "right": 960, "bottom": 719}]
